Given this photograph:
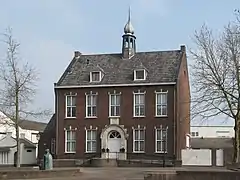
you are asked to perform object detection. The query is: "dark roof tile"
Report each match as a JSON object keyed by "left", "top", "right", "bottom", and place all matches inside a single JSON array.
[
  {"left": 19, "top": 120, "right": 47, "bottom": 132},
  {"left": 57, "top": 50, "right": 183, "bottom": 86}
]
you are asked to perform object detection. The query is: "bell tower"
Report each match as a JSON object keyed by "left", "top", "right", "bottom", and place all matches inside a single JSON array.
[{"left": 122, "top": 7, "right": 136, "bottom": 59}]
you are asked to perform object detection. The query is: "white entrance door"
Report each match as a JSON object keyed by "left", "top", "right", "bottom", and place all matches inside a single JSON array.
[{"left": 107, "top": 131, "right": 121, "bottom": 159}]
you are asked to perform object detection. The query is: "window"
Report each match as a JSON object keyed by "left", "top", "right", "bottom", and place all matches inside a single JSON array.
[
  {"left": 155, "top": 91, "right": 168, "bottom": 116},
  {"left": 155, "top": 127, "right": 168, "bottom": 153},
  {"left": 191, "top": 131, "right": 199, "bottom": 137},
  {"left": 86, "top": 129, "right": 97, "bottom": 153},
  {"left": 86, "top": 93, "right": 97, "bottom": 117},
  {"left": 51, "top": 138, "right": 56, "bottom": 155},
  {"left": 133, "top": 92, "right": 145, "bottom": 117},
  {"left": 31, "top": 133, "right": 38, "bottom": 142},
  {"left": 90, "top": 71, "right": 101, "bottom": 82},
  {"left": 109, "top": 93, "right": 121, "bottom": 117},
  {"left": 65, "top": 93, "right": 77, "bottom": 118},
  {"left": 134, "top": 69, "right": 146, "bottom": 80},
  {"left": 65, "top": 130, "right": 76, "bottom": 153},
  {"left": 133, "top": 128, "right": 145, "bottom": 153}
]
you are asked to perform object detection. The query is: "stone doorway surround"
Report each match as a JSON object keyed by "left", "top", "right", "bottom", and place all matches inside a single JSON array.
[{"left": 100, "top": 124, "right": 128, "bottom": 160}]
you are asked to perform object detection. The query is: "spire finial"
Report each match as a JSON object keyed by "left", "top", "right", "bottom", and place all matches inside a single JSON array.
[
  {"left": 124, "top": 6, "right": 134, "bottom": 34},
  {"left": 128, "top": 6, "right": 131, "bottom": 22}
]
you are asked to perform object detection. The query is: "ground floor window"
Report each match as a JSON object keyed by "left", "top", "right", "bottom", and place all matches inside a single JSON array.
[
  {"left": 133, "top": 128, "right": 145, "bottom": 153},
  {"left": 86, "top": 129, "right": 97, "bottom": 153},
  {"left": 155, "top": 126, "right": 168, "bottom": 153},
  {"left": 65, "top": 128, "right": 76, "bottom": 153}
]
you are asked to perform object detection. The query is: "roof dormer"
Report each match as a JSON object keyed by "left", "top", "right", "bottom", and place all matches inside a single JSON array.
[
  {"left": 90, "top": 71, "right": 103, "bottom": 83},
  {"left": 134, "top": 69, "right": 146, "bottom": 81}
]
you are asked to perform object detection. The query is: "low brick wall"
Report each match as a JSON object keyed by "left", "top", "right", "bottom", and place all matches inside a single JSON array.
[
  {"left": 53, "top": 159, "right": 77, "bottom": 167},
  {"left": 0, "top": 168, "right": 81, "bottom": 179},
  {"left": 144, "top": 169, "right": 240, "bottom": 180}
]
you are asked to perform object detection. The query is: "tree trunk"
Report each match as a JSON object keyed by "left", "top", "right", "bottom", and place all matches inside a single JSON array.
[
  {"left": 234, "top": 119, "right": 240, "bottom": 163},
  {"left": 16, "top": 124, "right": 20, "bottom": 167},
  {"left": 15, "top": 88, "right": 20, "bottom": 168}
]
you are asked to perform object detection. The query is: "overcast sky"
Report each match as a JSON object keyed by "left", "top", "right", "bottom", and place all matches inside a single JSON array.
[{"left": 0, "top": 0, "right": 239, "bottom": 123}]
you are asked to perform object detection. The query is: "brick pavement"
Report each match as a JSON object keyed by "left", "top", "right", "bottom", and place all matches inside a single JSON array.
[{"left": 15, "top": 167, "right": 228, "bottom": 180}]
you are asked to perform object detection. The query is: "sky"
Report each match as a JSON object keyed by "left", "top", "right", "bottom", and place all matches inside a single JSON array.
[{"left": 0, "top": 0, "right": 239, "bottom": 124}]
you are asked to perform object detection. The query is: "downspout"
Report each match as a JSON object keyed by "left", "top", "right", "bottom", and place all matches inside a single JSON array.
[
  {"left": 173, "top": 85, "right": 177, "bottom": 159},
  {"left": 54, "top": 85, "right": 59, "bottom": 157}
]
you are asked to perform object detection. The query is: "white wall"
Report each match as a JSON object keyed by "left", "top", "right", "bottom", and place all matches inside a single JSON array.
[
  {"left": 190, "top": 126, "right": 234, "bottom": 138},
  {"left": 0, "top": 112, "right": 40, "bottom": 157},
  {"left": 20, "top": 143, "right": 36, "bottom": 165},
  {"left": 0, "top": 146, "right": 16, "bottom": 165},
  {"left": 0, "top": 135, "right": 36, "bottom": 166},
  {"left": 182, "top": 149, "right": 212, "bottom": 166}
]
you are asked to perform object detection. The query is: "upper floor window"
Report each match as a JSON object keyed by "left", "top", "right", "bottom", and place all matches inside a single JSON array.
[
  {"left": 65, "top": 92, "right": 77, "bottom": 118},
  {"left": 133, "top": 127, "right": 145, "bottom": 153},
  {"left": 109, "top": 92, "right": 121, "bottom": 117},
  {"left": 65, "top": 127, "right": 76, "bottom": 153},
  {"left": 90, "top": 71, "right": 102, "bottom": 82},
  {"left": 155, "top": 126, "right": 168, "bottom": 153},
  {"left": 155, "top": 91, "right": 168, "bottom": 116},
  {"left": 86, "top": 92, "right": 97, "bottom": 118},
  {"left": 133, "top": 91, "right": 145, "bottom": 117},
  {"left": 86, "top": 128, "right": 97, "bottom": 153},
  {"left": 134, "top": 69, "right": 146, "bottom": 81}
]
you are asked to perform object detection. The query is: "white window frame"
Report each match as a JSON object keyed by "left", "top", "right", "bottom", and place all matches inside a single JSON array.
[
  {"left": 133, "top": 91, "right": 145, "bottom": 117},
  {"left": 155, "top": 126, "right": 168, "bottom": 153},
  {"left": 65, "top": 93, "right": 77, "bottom": 118},
  {"left": 155, "top": 91, "right": 168, "bottom": 117},
  {"left": 134, "top": 69, "right": 146, "bottom": 81},
  {"left": 90, "top": 71, "right": 102, "bottom": 82},
  {"left": 133, "top": 128, "right": 145, "bottom": 153},
  {"left": 109, "top": 92, "right": 121, "bottom": 117},
  {"left": 85, "top": 92, "right": 98, "bottom": 118},
  {"left": 64, "top": 128, "right": 76, "bottom": 153},
  {"left": 85, "top": 128, "right": 97, "bottom": 153}
]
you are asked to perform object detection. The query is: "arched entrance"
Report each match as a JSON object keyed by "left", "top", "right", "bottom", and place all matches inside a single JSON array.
[
  {"left": 108, "top": 131, "right": 121, "bottom": 159},
  {"left": 100, "top": 124, "right": 128, "bottom": 160}
]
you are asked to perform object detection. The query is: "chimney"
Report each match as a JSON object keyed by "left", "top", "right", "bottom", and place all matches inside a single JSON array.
[
  {"left": 6, "top": 132, "right": 12, "bottom": 137},
  {"left": 74, "top": 51, "right": 81, "bottom": 58},
  {"left": 180, "top": 45, "right": 186, "bottom": 52},
  {"left": 20, "top": 133, "right": 25, "bottom": 139}
]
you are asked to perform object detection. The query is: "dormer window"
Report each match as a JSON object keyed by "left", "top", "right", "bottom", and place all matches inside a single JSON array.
[
  {"left": 90, "top": 71, "right": 102, "bottom": 82},
  {"left": 134, "top": 69, "right": 146, "bottom": 81}
]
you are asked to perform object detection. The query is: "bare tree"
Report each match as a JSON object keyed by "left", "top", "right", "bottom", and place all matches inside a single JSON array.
[
  {"left": 190, "top": 12, "right": 240, "bottom": 163},
  {"left": 0, "top": 28, "right": 49, "bottom": 167}
]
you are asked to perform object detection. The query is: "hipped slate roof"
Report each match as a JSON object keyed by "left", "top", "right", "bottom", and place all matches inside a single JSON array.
[{"left": 57, "top": 50, "right": 183, "bottom": 86}]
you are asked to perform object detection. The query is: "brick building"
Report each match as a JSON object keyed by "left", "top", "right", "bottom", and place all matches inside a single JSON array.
[{"left": 39, "top": 10, "right": 190, "bottom": 165}]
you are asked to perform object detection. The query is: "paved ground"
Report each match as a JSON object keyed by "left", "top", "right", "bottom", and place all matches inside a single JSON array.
[{"left": 15, "top": 167, "right": 229, "bottom": 180}]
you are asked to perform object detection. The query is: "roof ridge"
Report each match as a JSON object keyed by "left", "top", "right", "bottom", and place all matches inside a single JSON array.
[{"left": 80, "top": 49, "right": 180, "bottom": 56}]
